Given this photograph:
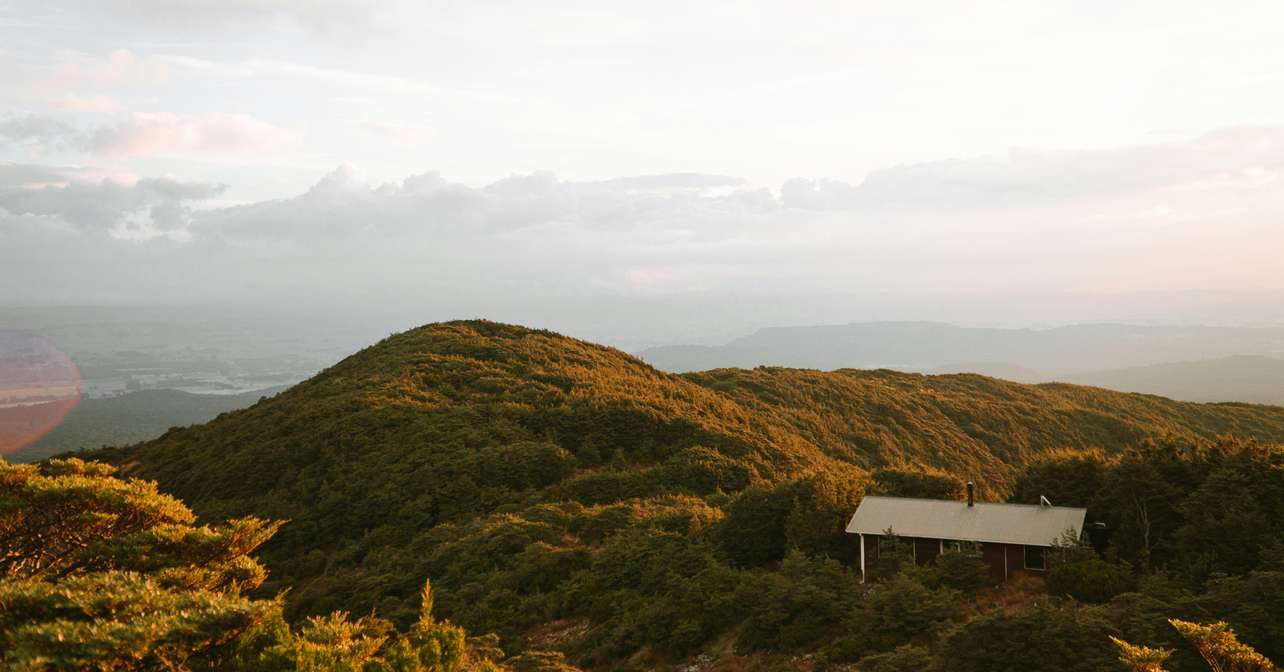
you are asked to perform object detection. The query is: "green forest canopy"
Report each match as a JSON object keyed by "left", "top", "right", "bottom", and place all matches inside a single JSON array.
[{"left": 67, "top": 320, "right": 1284, "bottom": 670}]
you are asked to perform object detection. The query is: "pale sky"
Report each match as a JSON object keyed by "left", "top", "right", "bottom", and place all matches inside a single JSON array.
[{"left": 2, "top": 1, "right": 1284, "bottom": 341}]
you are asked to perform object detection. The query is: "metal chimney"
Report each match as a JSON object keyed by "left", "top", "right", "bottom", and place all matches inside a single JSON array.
[{"left": 966, "top": 481, "right": 975, "bottom": 507}]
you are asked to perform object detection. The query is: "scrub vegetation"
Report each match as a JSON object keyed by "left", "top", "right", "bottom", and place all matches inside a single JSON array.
[{"left": 9, "top": 321, "right": 1281, "bottom": 670}]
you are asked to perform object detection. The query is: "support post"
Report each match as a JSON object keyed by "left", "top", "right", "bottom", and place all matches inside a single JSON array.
[{"left": 859, "top": 533, "right": 866, "bottom": 584}]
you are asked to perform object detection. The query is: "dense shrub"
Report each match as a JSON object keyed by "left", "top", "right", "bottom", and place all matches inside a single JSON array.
[
  {"left": 736, "top": 551, "right": 857, "bottom": 652},
  {"left": 870, "top": 465, "right": 966, "bottom": 500},
  {"left": 931, "top": 549, "right": 994, "bottom": 593},
  {"left": 937, "top": 606, "right": 1118, "bottom": 672},
  {"left": 852, "top": 644, "right": 937, "bottom": 672},
  {"left": 1047, "top": 554, "right": 1137, "bottom": 603},
  {"left": 839, "top": 573, "right": 960, "bottom": 657}
]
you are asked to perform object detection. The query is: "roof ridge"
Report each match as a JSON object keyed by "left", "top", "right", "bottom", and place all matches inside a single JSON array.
[{"left": 860, "top": 494, "right": 1087, "bottom": 512}]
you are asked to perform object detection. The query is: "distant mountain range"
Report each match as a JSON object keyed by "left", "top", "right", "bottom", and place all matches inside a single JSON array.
[
  {"left": 638, "top": 322, "right": 1284, "bottom": 404},
  {"left": 1061, "top": 355, "right": 1284, "bottom": 405}
]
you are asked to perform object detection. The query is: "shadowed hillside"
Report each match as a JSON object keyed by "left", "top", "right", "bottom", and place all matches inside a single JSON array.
[
  {"left": 95, "top": 320, "right": 1284, "bottom": 668},
  {"left": 7, "top": 385, "right": 289, "bottom": 464}
]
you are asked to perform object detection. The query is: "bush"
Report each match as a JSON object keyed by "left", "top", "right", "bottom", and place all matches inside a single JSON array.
[
  {"left": 834, "top": 572, "right": 960, "bottom": 659},
  {"left": 1048, "top": 555, "right": 1137, "bottom": 604},
  {"left": 937, "top": 605, "right": 1117, "bottom": 672},
  {"left": 871, "top": 465, "right": 965, "bottom": 500},
  {"left": 737, "top": 551, "right": 858, "bottom": 653},
  {"left": 933, "top": 549, "right": 994, "bottom": 593},
  {"left": 717, "top": 485, "right": 793, "bottom": 567},
  {"left": 853, "top": 644, "right": 938, "bottom": 672}
]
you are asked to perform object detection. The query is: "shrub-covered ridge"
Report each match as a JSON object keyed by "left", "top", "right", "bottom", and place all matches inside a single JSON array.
[{"left": 85, "top": 320, "right": 1284, "bottom": 670}]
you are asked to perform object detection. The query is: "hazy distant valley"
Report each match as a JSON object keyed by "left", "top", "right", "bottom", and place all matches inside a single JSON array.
[
  {"left": 641, "top": 322, "right": 1284, "bottom": 405},
  {"left": 5, "top": 311, "right": 1284, "bottom": 464}
]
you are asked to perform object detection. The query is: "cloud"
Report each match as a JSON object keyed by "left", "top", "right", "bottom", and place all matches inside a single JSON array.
[
  {"left": 47, "top": 94, "right": 125, "bottom": 113},
  {"left": 85, "top": 0, "right": 383, "bottom": 35},
  {"left": 42, "top": 49, "right": 170, "bottom": 94},
  {"left": 362, "top": 122, "right": 432, "bottom": 145},
  {"left": 193, "top": 167, "right": 775, "bottom": 243},
  {"left": 0, "top": 115, "right": 87, "bottom": 153},
  {"left": 89, "top": 112, "right": 300, "bottom": 155},
  {"left": 3, "top": 125, "right": 1284, "bottom": 309},
  {"left": 1, "top": 112, "right": 300, "bottom": 156},
  {"left": 156, "top": 54, "right": 500, "bottom": 102},
  {"left": 598, "top": 173, "right": 747, "bottom": 193},
  {"left": 782, "top": 126, "right": 1284, "bottom": 210},
  {"left": 0, "top": 163, "right": 226, "bottom": 238}
]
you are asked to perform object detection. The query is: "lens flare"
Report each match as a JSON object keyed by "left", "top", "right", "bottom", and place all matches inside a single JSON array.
[{"left": 0, "top": 330, "right": 82, "bottom": 456}]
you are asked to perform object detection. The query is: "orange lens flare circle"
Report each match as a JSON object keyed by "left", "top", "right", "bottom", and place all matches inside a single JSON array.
[{"left": 0, "top": 329, "right": 82, "bottom": 456}]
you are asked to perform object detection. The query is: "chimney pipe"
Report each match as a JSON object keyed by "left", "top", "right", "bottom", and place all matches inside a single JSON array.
[{"left": 966, "top": 481, "right": 975, "bottom": 507}]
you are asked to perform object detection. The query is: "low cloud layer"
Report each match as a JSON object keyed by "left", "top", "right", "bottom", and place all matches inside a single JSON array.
[{"left": 3, "top": 127, "right": 1283, "bottom": 331}]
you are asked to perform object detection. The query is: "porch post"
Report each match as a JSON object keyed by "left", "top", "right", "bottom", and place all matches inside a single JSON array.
[{"left": 859, "top": 533, "right": 866, "bottom": 584}]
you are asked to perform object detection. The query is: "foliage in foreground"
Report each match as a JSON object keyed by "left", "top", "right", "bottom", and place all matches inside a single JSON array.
[
  {"left": 1115, "top": 619, "right": 1277, "bottom": 672},
  {"left": 59, "top": 321, "right": 1284, "bottom": 669},
  {"left": 0, "top": 458, "right": 574, "bottom": 671}
]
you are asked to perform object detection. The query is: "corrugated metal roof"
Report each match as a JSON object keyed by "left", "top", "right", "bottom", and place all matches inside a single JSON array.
[{"left": 845, "top": 495, "right": 1086, "bottom": 547}]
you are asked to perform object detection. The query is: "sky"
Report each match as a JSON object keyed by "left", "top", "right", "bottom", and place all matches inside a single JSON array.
[{"left": 3, "top": 1, "right": 1284, "bottom": 346}]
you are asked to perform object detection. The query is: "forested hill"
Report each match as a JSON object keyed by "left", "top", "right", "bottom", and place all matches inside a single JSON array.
[
  {"left": 683, "top": 367, "right": 1284, "bottom": 489},
  {"left": 97, "top": 320, "right": 1284, "bottom": 669}
]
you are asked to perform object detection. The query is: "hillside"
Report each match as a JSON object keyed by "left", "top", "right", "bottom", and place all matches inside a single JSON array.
[
  {"left": 100, "top": 321, "right": 1284, "bottom": 668},
  {"left": 6, "top": 385, "right": 289, "bottom": 464},
  {"left": 684, "top": 367, "right": 1284, "bottom": 492}
]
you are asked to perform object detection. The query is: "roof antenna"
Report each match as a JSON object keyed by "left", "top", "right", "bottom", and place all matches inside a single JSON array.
[{"left": 1039, "top": 495, "right": 1052, "bottom": 507}]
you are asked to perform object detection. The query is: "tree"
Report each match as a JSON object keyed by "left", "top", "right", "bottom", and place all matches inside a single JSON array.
[
  {"left": 843, "top": 572, "right": 959, "bottom": 656},
  {"left": 1111, "top": 636, "right": 1173, "bottom": 672},
  {"left": 1, "top": 571, "right": 272, "bottom": 671},
  {"left": 1112, "top": 619, "right": 1277, "bottom": 672},
  {"left": 870, "top": 465, "right": 965, "bottom": 500},
  {"left": 937, "top": 605, "right": 1117, "bottom": 672},
  {"left": 1010, "top": 447, "right": 1108, "bottom": 509},
  {"left": 1173, "top": 441, "right": 1284, "bottom": 578},
  {"left": 1169, "top": 619, "right": 1276, "bottom": 672},
  {"left": 0, "top": 458, "right": 281, "bottom": 669},
  {"left": 1099, "top": 438, "right": 1206, "bottom": 571},
  {"left": 0, "top": 459, "right": 573, "bottom": 671}
]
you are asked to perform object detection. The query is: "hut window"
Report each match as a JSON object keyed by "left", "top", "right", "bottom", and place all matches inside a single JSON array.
[{"left": 1023, "top": 545, "right": 1046, "bottom": 570}]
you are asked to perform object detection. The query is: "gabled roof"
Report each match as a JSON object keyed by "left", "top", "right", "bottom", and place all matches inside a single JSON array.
[{"left": 845, "top": 495, "right": 1086, "bottom": 547}]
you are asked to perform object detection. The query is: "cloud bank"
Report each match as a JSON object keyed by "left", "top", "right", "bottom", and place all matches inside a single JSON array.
[{"left": 3, "top": 127, "right": 1283, "bottom": 315}]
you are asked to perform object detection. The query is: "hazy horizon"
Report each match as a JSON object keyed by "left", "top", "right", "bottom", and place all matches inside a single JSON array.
[{"left": 5, "top": 2, "right": 1284, "bottom": 346}]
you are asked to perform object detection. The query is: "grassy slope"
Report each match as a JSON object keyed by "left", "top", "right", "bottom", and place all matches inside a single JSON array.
[{"left": 98, "top": 320, "right": 1284, "bottom": 665}]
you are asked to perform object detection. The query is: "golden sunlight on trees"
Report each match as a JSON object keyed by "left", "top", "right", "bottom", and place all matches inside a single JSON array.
[
  {"left": 0, "top": 458, "right": 577, "bottom": 671},
  {"left": 1113, "top": 619, "right": 1277, "bottom": 672}
]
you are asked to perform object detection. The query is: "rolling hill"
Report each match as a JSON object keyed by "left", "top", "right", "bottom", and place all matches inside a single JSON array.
[
  {"left": 5, "top": 385, "right": 289, "bottom": 464},
  {"left": 96, "top": 320, "right": 1284, "bottom": 667}
]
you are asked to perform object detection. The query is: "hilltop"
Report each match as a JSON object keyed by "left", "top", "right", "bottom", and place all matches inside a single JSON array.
[{"left": 98, "top": 320, "right": 1284, "bottom": 668}]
